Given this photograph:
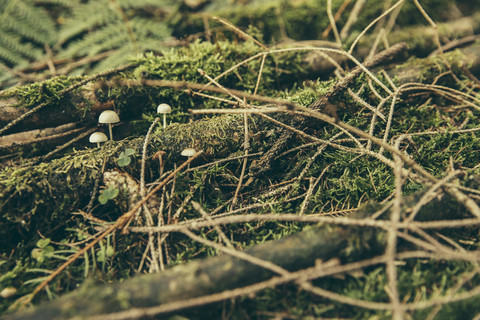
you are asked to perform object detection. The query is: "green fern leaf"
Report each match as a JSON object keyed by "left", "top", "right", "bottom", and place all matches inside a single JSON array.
[
  {"left": 1, "top": 0, "right": 56, "bottom": 45},
  {"left": 58, "top": 0, "right": 173, "bottom": 72}
]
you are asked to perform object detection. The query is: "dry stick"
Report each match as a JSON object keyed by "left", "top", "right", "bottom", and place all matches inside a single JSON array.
[
  {"left": 405, "top": 169, "right": 462, "bottom": 223},
  {"left": 191, "top": 201, "right": 233, "bottom": 249},
  {"left": 232, "top": 112, "right": 249, "bottom": 208},
  {"left": 194, "top": 107, "right": 419, "bottom": 189},
  {"left": 126, "top": 210, "right": 480, "bottom": 235},
  {"left": 413, "top": 83, "right": 480, "bottom": 106},
  {"left": 287, "top": 132, "right": 342, "bottom": 199},
  {"left": 327, "top": 0, "right": 342, "bottom": 46},
  {"left": 429, "top": 35, "right": 480, "bottom": 57},
  {"left": 386, "top": 138, "right": 405, "bottom": 320},
  {"left": 347, "top": 87, "right": 386, "bottom": 120},
  {"left": 133, "top": 74, "right": 479, "bottom": 218},
  {"left": 348, "top": 0, "right": 405, "bottom": 54},
  {"left": 157, "top": 186, "right": 167, "bottom": 271},
  {"left": 212, "top": 16, "right": 268, "bottom": 50},
  {"left": 378, "top": 91, "right": 398, "bottom": 155},
  {"left": 197, "top": 69, "right": 244, "bottom": 105},
  {"left": 299, "top": 165, "right": 332, "bottom": 215},
  {"left": 128, "top": 213, "right": 388, "bottom": 233},
  {"left": 185, "top": 151, "right": 263, "bottom": 172},
  {"left": 323, "top": 0, "right": 351, "bottom": 38},
  {"left": 0, "top": 64, "right": 134, "bottom": 136},
  {"left": 366, "top": 28, "right": 386, "bottom": 62},
  {"left": 85, "top": 157, "right": 108, "bottom": 213},
  {"left": 140, "top": 117, "right": 161, "bottom": 197},
  {"left": 197, "top": 45, "right": 393, "bottom": 96},
  {"left": 411, "top": 0, "right": 466, "bottom": 87},
  {"left": 19, "top": 151, "right": 203, "bottom": 308},
  {"left": 297, "top": 256, "right": 480, "bottom": 312},
  {"left": 202, "top": 15, "right": 212, "bottom": 42},
  {"left": 366, "top": 96, "right": 389, "bottom": 150},
  {"left": 334, "top": 113, "right": 480, "bottom": 217},
  {"left": 249, "top": 43, "right": 405, "bottom": 174},
  {"left": 44, "top": 44, "right": 56, "bottom": 76},
  {"left": 380, "top": 69, "right": 398, "bottom": 91},
  {"left": 412, "top": 0, "right": 443, "bottom": 56},
  {"left": 414, "top": 228, "right": 457, "bottom": 255},
  {"left": 40, "top": 128, "right": 97, "bottom": 162},
  {"left": 0, "top": 63, "right": 41, "bottom": 82},
  {"left": 368, "top": 76, "right": 385, "bottom": 100},
  {"left": 340, "top": 0, "right": 365, "bottom": 39},
  {"left": 254, "top": 54, "right": 267, "bottom": 95},
  {"left": 139, "top": 117, "right": 161, "bottom": 272},
  {"left": 196, "top": 69, "right": 250, "bottom": 208}
]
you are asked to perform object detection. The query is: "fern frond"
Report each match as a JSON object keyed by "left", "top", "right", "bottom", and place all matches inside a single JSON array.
[
  {"left": 0, "top": 44, "right": 29, "bottom": 66},
  {"left": 0, "top": 30, "right": 43, "bottom": 62},
  {"left": 1, "top": 0, "right": 56, "bottom": 44},
  {"left": 58, "top": 0, "right": 172, "bottom": 72},
  {"left": 90, "top": 45, "right": 135, "bottom": 74},
  {"left": 57, "top": 1, "right": 118, "bottom": 45},
  {"left": 59, "top": 21, "right": 126, "bottom": 58},
  {"left": 117, "top": 0, "right": 176, "bottom": 9},
  {"left": 37, "top": 0, "right": 78, "bottom": 6}
]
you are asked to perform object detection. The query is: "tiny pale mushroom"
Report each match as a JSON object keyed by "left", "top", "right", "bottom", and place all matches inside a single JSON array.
[
  {"left": 98, "top": 110, "right": 120, "bottom": 140},
  {"left": 157, "top": 103, "right": 172, "bottom": 129},
  {"left": 181, "top": 148, "right": 197, "bottom": 169},
  {"left": 89, "top": 132, "right": 108, "bottom": 148}
]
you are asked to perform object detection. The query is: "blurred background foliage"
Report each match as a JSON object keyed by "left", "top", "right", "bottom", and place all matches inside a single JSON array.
[{"left": 0, "top": 0, "right": 475, "bottom": 90}]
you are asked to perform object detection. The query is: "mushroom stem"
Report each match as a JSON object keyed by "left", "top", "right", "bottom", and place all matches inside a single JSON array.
[
  {"left": 163, "top": 114, "right": 167, "bottom": 129},
  {"left": 159, "top": 156, "right": 164, "bottom": 176},
  {"left": 108, "top": 124, "right": 113, "bottom": 140},
  {"left": 96, "top": 142, "right": 100, "bottom": 148}
]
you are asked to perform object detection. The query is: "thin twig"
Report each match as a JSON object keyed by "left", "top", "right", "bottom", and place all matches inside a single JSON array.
[{"left": 18, "top": 151, "right": 203, "bottom": 308}]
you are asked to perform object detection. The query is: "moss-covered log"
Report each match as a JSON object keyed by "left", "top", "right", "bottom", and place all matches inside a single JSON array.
[{"left": 4, "top": 190, "right": 471, "bottom": 320}]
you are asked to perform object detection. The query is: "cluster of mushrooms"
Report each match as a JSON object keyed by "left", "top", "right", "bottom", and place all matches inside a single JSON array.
[{"left": 88, "top": 104, "right": 197, "bottom": 164}]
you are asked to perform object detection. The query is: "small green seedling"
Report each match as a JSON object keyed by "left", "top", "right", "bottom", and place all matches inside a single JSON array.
[
  {"left": 96, "top": 245, "right": 115, "bottom": 263},
  {"left": 31, "top": 238, "right": 54, "bottom": 263},
  {"left": 98, "top": 186, "right": 119, "bottom": 204},
  {"left": 117, "top": 148, "right": 136, "bottom": 167}
]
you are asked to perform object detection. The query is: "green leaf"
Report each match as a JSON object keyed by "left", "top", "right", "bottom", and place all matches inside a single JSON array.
[
  {"left": 117, "top": 156, "right": 131, "bottom": 167},
  {"left": 96, "top": 247, "right": 106, "bottom": 262},
  {"left": 105, "top": 246, "right": 115, "bottom": 257},
  {"left": 124, "top": 148, "right": 135, "bottom": 157},
  {"left": 36, "top": 238, "right": 51, "bottom": 249},
  {"left": 31, "top": 248, "right": 43, "bottom": 262},
  {"left": 98, "top": 186, "right": 119, "bottom": 204},
  {"left": 98, "top": 194, "right": 108, "bottom": 205}
]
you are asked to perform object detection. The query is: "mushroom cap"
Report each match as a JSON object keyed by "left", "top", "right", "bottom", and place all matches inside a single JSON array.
[
  {"left": 181, "top": 148, "right": 197, "bottom": 157},
  {"left": 157, "top": 103, "right": 172, "bottom": 114},
  {"left": 89, "top": 132, "right": 108, "bottom": 143},
  {"left": 153, "top": 150, "right": 167, "bottom": 160},
  {"left": 98, "top": 110, "right": 120, "bottom": 124}
]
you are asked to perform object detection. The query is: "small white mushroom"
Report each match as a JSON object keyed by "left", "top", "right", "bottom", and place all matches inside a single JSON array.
[
  {"left": 98, "top": 110, "right": 120, "bottom": 140},
  {"left": 157, "top": 103, "right": 172, "bottom": 129},
  {"left": 181, "top": 148, "right": 197, "bottom": 169},
  {"left": 89, "top": 132, "right": 108, "bottom": 148},
  {"left": 0, "top": 287, "right": 17, "bottom": 298}
]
